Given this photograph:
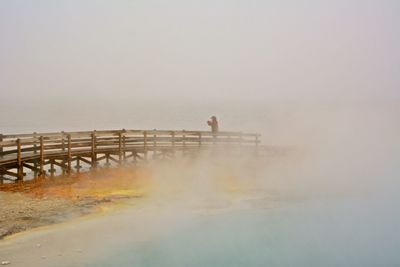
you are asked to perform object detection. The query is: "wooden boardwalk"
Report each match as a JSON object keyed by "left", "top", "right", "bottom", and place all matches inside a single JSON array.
[{"left": 0, "top": 129, "right": 260, "bottom": 183}]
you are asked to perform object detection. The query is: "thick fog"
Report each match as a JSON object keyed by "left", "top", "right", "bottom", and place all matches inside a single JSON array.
[
  {"left": 0, "top": 1, "right": 399, "bottom": 266},
  {"left": 0, "top": 0, "right": 399, "bottom": 133}
]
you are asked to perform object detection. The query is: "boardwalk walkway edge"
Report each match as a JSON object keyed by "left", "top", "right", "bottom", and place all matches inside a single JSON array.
[{"left": 0, "top": 129, "right": 260, "bottom": 183}]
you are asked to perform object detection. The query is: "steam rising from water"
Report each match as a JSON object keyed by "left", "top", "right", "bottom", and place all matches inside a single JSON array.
[
  {"left": 102, "top": 106, "right": 399, "bottom": 266},
  {"left": 88, "top": 113, "right": 399, "bottom": 266},
  {"left": 0, "top": 105, "right": 399, "bottom": 266},
  {"left": 0, "top": 0, "right": 399, "bottom": 264}
]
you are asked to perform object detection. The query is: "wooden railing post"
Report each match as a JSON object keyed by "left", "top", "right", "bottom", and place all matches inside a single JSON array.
[
  {"left": 0, "top": 134, "right": 3, "bottom": 158},
  {"left": 32, "top": 132, "right": 38, "bottom": 178},
  {"left": 91, "top": 131, "right": 96, "bottom": 168},
  {"left": 122, "top": 129, "right": 126, "bottom": 162},
  {"left": 171, "top": 131, "right": 175, "bottom": 155},
  {"left": 17, "top": 139, "right": 23, "bottom": 182},
  {"left": 143, "top": 131, "right": 148, "bottom": 160},
  {"left": 61, "top": 131, "right": 66, "bottom": 152},
  {"left": 0, "top": 134, "right": 3, "bottom": 182},
  {"left": 198, "top": 132, "right": 202, "bottom": 147},
  {"left": 118, "top": 132, "right": 122, "bottom": 164},
  {"left": 39, "top": 136, "right": 44, "bottom": 177},
  {"left": 183, "top": 130, "right": 186, "bottom": 150},
  {"left": 0, "top": 134, "right": 4, "bottom": 184},
  {"left": 153, "top": 130, "right": 157, "bottom": 159},
  {"left": 33, "top": 132, "right": 38, "bottom": 155},
  {"left": 0, "top": 132, "right": 3, "bottom": 183},
  {"left": 67, "top": 134, "right": 72, "bottom": 174},
  {"left": 123, "top": 134, "right": 126, "bottom": 162}
]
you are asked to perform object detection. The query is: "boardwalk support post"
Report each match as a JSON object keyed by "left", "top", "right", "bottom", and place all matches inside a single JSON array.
[
  {"left": 122, "top": 131, "right": 126, "bottom": 162},
  {"left": 49, "top": 159, "right": 55, "bottom": 178},
  {"left": 91, "top": 131, "right": 96, "bottom": 168},
  {"left": 0, "top": 129, "right": 261, "bottom": 184},
  {"left": 0, "top": 134, "right": 3, "bottom": 184},
  {"left": 198, "top": 132, "right": 202, "bottom": 147},
  {"left": 0, "top": 134, "right": 3, "bottom": 157},
  {"left": 33, "top": 132, "right": 38, "bottom": 179},
  {"left": 118, "top": 132, "right": 122, "bottom": 164},
  {"left": 17, "top": 139, "right": 23, "bottom": 182},
  {"left": 143, "top": 131, "right": 148, "bottom": 160},
  {"left": 171, "top": 131, "right": 175, "bottom": 156},
  {"left": 61, "top": 131, "right": 65, "bottom": 152},
  {"left": 183, "top": 130, "right": 186, "bottom": 153},
  {"left": 67, "top": 134, "right": 72, "bottom": 174},
  {"left": 76, "top": 157, "right": 81, "bottom": 173},
  {"left": 153, "top": 131, "right": 157, "bottom": 159},
  {"left": 105, "top": 154, "right": 110, "bottom": 167},
  {"left": 32, "top": 132, "right": 37, "bottom": 154},
  {"left": 39, "top": 136, "right": 44, "bottom": 178}
]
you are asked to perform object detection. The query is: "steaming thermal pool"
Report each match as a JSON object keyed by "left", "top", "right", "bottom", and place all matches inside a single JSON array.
[{"left": 1, "top": 191, "right": 399, "bottom": 267}]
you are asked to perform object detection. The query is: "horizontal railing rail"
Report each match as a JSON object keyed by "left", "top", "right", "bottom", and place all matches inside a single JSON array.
[{"left": 0, "top": 129, "right": 260, "bottom": 184}]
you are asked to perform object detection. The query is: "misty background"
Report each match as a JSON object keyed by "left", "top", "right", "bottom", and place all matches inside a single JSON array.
[
  {"left": 0, "top": 0, "right": 399, "bottom": 135},
  {"left": 1, "top": 0, "right": 399, "bottom": 206},
  {"left": 0, "top": 1, "right": 400, "bottom": 265},
  {"left": 1, "top": 0, "right": 399, "bottom": 197}
]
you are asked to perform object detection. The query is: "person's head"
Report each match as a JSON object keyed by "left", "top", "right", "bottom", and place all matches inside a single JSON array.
[{"left": 211, "top": 116, "right": 217, "bottom": 121}]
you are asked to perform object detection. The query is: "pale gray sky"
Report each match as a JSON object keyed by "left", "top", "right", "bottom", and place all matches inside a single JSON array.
[{"left": 0, "top": 0, "right": 399, "bottom": 132}]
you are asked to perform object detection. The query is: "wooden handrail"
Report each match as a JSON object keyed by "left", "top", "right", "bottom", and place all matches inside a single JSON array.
[
  {"left": 0, "top": 129, "right": 261, "bottom": 183},
  {"left": 1, "top": 130, "right": 260, "bottom": 140}
]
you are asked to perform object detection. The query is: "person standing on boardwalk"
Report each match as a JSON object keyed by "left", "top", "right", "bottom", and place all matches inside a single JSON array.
[{"left": 207, "top": 116, "right": 219, "bottom": 133}]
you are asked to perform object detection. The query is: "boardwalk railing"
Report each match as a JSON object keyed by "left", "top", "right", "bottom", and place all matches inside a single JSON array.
[{"left": 0, "top": 130, "right": 260, "bottom": 183}]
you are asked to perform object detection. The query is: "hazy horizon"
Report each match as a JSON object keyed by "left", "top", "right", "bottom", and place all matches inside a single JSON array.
[
  {"left": 1, "top": 2, "right": 400, "bottom": 266},
  {"left": 1, "top": 0, "right": 399, "bottom": 142},
  {"left": 1, "top": 1, "right": 399, "bottom": 117}
]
